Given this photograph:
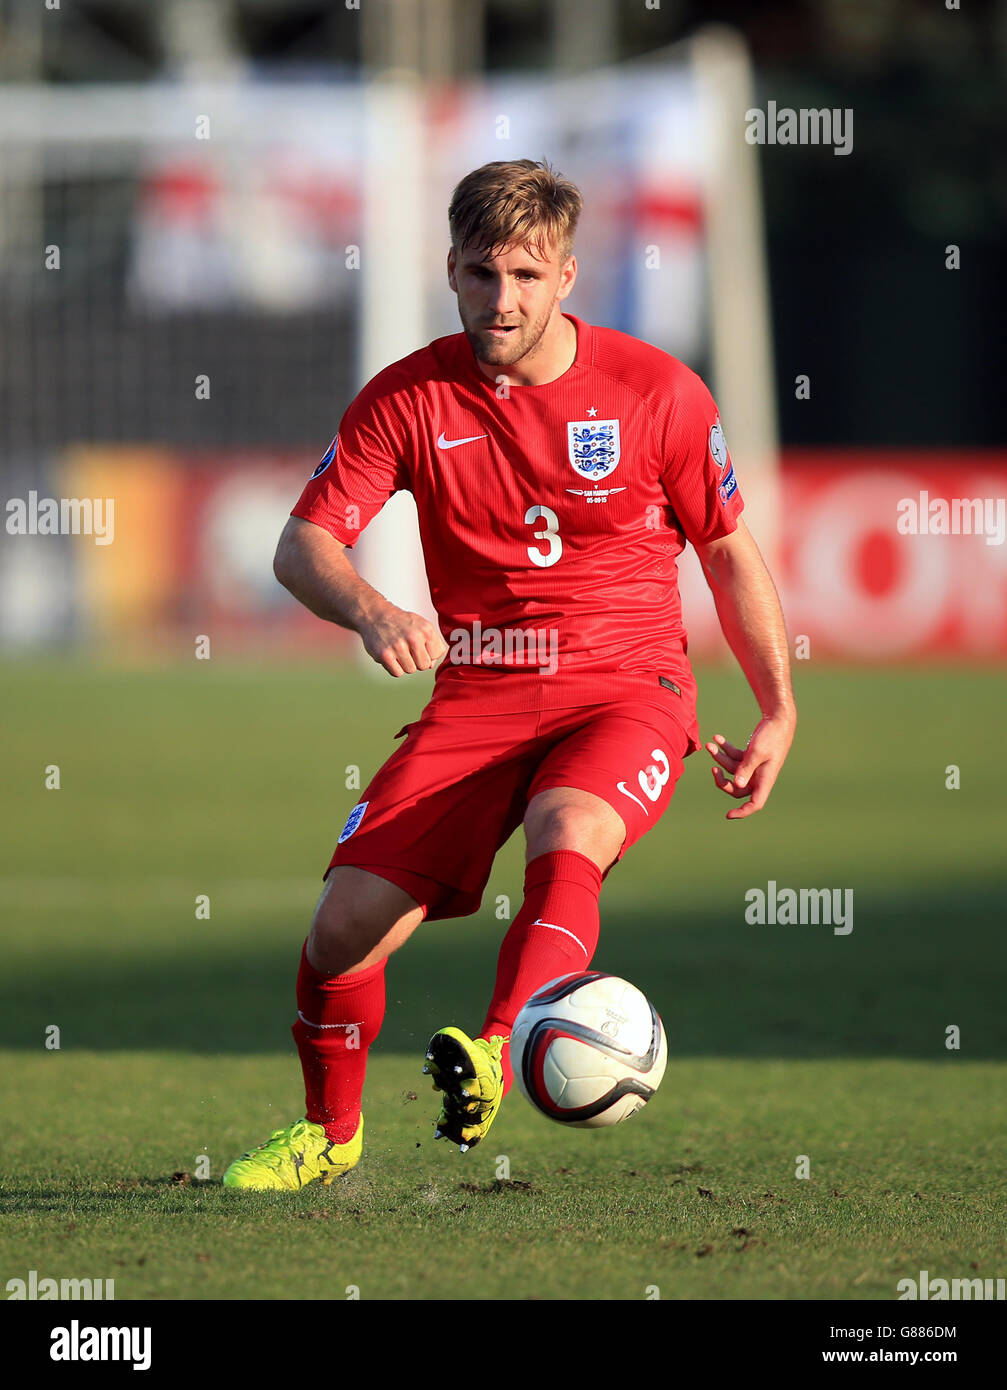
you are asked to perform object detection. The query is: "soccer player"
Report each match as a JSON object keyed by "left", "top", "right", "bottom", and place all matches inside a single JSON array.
[{"left": 223, "top": 160, "right": 796, "bottom": 1190}]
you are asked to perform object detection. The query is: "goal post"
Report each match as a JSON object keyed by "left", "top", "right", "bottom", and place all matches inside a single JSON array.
[
  {"left": 692, "top": 25, "right": 780, "bottom": 570},
  {"left": 353, "top": 30, "right": 780, "bottom": 657},
  {"left": 353, "top": 75, "right": 437, "bottom": 676}
]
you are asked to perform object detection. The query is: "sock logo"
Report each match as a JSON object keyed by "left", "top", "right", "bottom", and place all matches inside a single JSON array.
[{"left": 532, "top": 920, "right": 588, "bottom": 958}]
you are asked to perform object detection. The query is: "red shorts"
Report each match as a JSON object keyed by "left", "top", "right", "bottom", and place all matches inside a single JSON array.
[{"left": 326, "top": 699, "right": 691, "bottom": 921}]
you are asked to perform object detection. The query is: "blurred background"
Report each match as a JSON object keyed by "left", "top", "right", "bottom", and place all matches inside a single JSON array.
[{"left": 1, "top": 0, "right": 1004, "bottom": 659}]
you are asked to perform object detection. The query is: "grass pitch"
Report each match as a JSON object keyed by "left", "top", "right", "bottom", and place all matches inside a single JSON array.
[{"left": 1, "top": 660, "right": 1004, "bottom": 1300}]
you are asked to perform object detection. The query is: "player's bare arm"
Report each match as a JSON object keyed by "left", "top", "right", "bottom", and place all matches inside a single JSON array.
[
  {"left": 694, "top": 518, "right": 797, "bottom": 821},
  {"left": 273, "top": 515, "right": 447, "bottom": 677}
]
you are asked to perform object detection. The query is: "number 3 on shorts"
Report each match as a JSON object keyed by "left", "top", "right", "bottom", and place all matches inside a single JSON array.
[{"left": 639, "top": 749, "right": 672, "bottom": 801}]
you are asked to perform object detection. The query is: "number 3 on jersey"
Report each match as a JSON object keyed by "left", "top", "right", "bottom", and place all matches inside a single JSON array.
[{"left": 525, "top": 504, "right": 562, "bottom": 568}]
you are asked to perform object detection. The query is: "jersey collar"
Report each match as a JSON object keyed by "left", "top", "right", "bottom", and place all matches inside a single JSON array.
[{"left": 461, "top": 312, "right": 589, "bottom": 390}]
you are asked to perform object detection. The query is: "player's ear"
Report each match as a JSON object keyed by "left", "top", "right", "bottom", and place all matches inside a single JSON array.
[
  {"left": 447, "top": 245, "right": 458, "bottom": 292},
  {"left": 556, "top": 255, "right": 577, "bottom": 302}
]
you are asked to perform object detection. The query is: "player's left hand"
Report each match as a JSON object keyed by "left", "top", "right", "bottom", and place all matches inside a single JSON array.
[{"left": 705, "top": 713, "right": 795, "bottom": 821}]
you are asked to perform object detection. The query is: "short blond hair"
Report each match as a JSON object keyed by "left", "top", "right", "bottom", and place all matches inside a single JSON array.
[{"left": 449, "top": 158, "right": 582, "bottom": 263}]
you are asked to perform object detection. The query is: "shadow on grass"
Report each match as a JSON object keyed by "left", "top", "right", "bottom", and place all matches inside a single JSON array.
[
  {"left": 0, "top": 1182, "right": 211, "bottom": 1218},
  {"left": 0, "top": 1177, "right": 484, "bottom": 1219},
  {"left": 1, "top": 885, "right": 1004, "bottom": 1060}
]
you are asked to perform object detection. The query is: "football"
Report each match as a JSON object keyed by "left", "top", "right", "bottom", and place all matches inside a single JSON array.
[{"left": 510, "top": 972, "right": 667, "bottom": 1127}]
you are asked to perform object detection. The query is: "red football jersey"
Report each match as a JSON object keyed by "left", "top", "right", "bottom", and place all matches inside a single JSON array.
[{"left": 290, "top": 313, "right": 743, "bottom": 750}]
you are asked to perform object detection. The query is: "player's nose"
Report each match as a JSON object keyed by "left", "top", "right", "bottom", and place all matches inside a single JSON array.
[{"left": 486, "top": 279, "right": 516, "bottom": 315}]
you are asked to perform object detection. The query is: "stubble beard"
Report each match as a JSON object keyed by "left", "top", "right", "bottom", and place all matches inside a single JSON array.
[{"left": 464, "top": 301, "right": 556, "bottom": 370}]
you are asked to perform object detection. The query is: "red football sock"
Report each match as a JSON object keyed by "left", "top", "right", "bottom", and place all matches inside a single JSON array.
[
  {"left": 291, "top": 942, "right": 386, "bottom": 1143},
  {"left": 480, "top": 849, "right": 603, "bottom": 1093}
]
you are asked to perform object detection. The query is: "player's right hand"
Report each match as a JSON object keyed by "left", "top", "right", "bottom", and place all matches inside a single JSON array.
[{"left": 359, "top": 605, "right": 448, "bottom": 677}]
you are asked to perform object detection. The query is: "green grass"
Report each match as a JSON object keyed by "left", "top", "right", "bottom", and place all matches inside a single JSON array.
[{"left": 1, "top": 659, "right": 1005, "bottom": 1300}]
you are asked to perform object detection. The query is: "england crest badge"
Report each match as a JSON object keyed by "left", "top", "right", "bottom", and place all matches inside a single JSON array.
[
  {"left": 337, "top": 800, "right": 368, "bottom": 844},
  {"left": 567, "top": 419, "right": 620, "bottom": 481}
]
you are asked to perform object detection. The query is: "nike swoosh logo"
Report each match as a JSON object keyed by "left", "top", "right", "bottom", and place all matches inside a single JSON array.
[
  {"left": 437, "top": 432, "right": 488, "bottom": 450},
  {"left": 616, "top": 781, "right": 649, "bottom": 816},
  {"left": 532, "top": 920, "right": 589, "bottom": 956}
]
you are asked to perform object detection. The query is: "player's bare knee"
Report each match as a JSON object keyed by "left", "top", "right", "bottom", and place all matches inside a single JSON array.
[
  {"left": 525, "top": 801, "right": 616, "bottom": 860},
  {"left": 307, "top": 893, "right": 351, "bottom": 954},
  {"left": 307, "top": 868, "right": 422, "bottom": 974}
]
